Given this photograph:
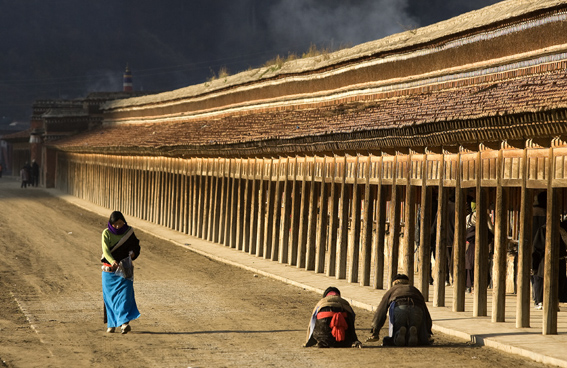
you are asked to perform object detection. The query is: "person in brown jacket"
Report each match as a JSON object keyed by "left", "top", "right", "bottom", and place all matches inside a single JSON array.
[
  {"left": 367, "top": 274, "right": 433, "bottom": 346},
  {"left": 304, "top": 287, "right": 362, "bottom": 348}
]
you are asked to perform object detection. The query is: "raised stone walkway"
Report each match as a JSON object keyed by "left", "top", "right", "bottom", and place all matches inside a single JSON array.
[{"left": 43, "top": 185, "right": 567, "bottom": 367}]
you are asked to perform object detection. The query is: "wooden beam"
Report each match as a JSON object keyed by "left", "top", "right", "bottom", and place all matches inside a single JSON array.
[
  {"left": 248, "top": 159, "right": 258, "bottom": 255},
  {"left": 434, "top": 154, "right": 447, "bottom": 307},
  {"left": 297, "top": 158, "right": 309, "bottom": 268},
  {"left": 337, "top": 156, "right": 350, "bottom": 279},
  {"left": 361, "top": 155, "right": 375, "bottom": 286},
  {"left": 236, "top": 162, "right": 246, "bottom": 251},
  {"left": 516, "top": 148, "right": 532, "bottom": 328},
  {"left": 403, "top": 153, "right": 416, "bottom": 285},
  {"left": 373, "top": 156, "right": 387, "bottom": 289},
  {"left": 348, "top": 155, "right": 361, "bottom": 283},
  {"left": 387, "top": 155, "right": 401, "bottom": 288},
  {"left": 279, "top": 157, "right": 292, "bottom": 263},
  {"left": 262, "top": 159, "right": 275, "bottom": 258},
  {"left": 453, "top": 152, "right": 466, "bottom": 312},
  {"left": 419, "top": 180, "right": 433, "bottom": 300},
  {"left": 326, "top": 156, "right": 339, "bottom": 277},
  {"left": 474, "top": 151, "right": 489, "bottom": 317},
  {"left": 315, "top": 157, "right": 329, "bottom": 273},
  {"left": 543, "top": 147, "right": 559, "bottom": 335},
  {"left": 305, "top": 159, "right": 318, "bottom": 271},
  {"left": 255, "top": 160, "right": 266, "bottom": 256},
  {"left": 492, "top": 149, "right": 509, "bottom": 322},
  {"left": 288, "top": 157, "right": 300, "bottom": 265},
  {"left": 242, "top": 161, "right": 252, "bottom": 252}
]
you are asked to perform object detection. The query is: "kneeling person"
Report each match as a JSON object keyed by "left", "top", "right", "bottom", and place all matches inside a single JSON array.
[
  {"left": 304, "top": 287, "right": 362, "bottom": 348},
  {"left": 367, "top": 274, "right": 432, "bottom": 346}
]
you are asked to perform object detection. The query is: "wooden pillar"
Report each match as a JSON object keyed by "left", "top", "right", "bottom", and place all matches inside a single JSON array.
[
  {"left": 315, "top": 157, "right": 329, "bottom": 273},
  {"left": 159, "top": 161, "right": 167, "bottom": 226},
  {"left": 288, "top": 157, "right": 300, "bottom": 265},
  {"left": 474, "top": 150, "right": 489, "bottom": 317},
  {"left": 185, "top": 160, "right": 193, "bottom": 234},
  {"left": 206, "top": 160, "right": 216, "bottom": 241},
  {"left": 296, "top": 159, "right": 309, "bottom": 268},
  {"left": 336, "top": 156, "right": 350, "bottom": 279},
  {"left": 305, "top": 159, "right": 318, "bottom": 271},
  {"left": 263, "top": 159, "right": 275, "bottom": 258},
  {"left": 516, "top": 148, "right": 532, "bottom": 328},
  {"left": 403, "top": 154, "right": 416, "bottom": 285},
  {"left": 190, "top": 159, "right": 199, "bottom": 236},
  {"left": 229, "top": 160, "right": 240, "bottom": 248},
  {"left": 195, "top": 160, "right": 203, "bottom": 236},
  {"left": 165, "top": 160, "right": 173, "bottom": 228},
  {"left": 279, "top": 157, "right": 292, "bottom": 263},
  {"left": 453, "top": 152, "right": 466, "bottom": 312},
  {"left": 242, "top": 160, "right": 252, "bottom": 252},
  {"left": 271, "top": 160, "right": 283, "bottom": 261},
  {"left": 543, "top": 147, "right": 559, "bottom": 335},
  {"left": 373, "top": 156, "right": 387, "bottom": 289},
  {"left": 173, "top": 162, "right": 179, "bottom": 230},
  {"left": 419, "top": 156, "right": 433, "bottom": 299},
  {"left": 184, "top": 160, "right": 191, "bottom": 234},
  {"left": 361, "top": 155, "right": 375, "bottom": 286},
  {"left": 326, "top": 156, "right": 340, "bottom": 277},
  {"left": 255, "top": 159, "right": 266, "bottom": 257},
  {"left": 492, "top": 148, "right": 509, "bottom": 322},
  {"left": 235, "top": 160, "right": 245, "bottom": 250},
  {"left": 387, "top": 155, "right": 401, "bottom": 288},
  {"left": 201, "top": 160, "right": 210, "bottom": 238},
  {"left": 150, "top": 162, "right": 157, "bottom": 224},
  {"left": 211, "top": 160, "right": 222, "bottom": 243},
  {"left": 217, "top": 160, "right": 227, "bottom": 244},
  {"left": 173, "top": 161, "right": 180, "bottom": 231},
  {"left": 348, "top": 155, "right": 361, "bottom": 283},
  {"left": 434, "top": 154, "right": 447, "bottom": 307},
  {"left": 248, "top": 159, "right": 259, "bottom": 255},
  {"left": 222, "top": 159, "right": 233, "bottom": 246},
  {"left": 176, "top": 162, "right": 182, "bottom": 232}
]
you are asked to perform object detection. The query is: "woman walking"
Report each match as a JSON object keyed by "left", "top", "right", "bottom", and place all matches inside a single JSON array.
[{"left": 101, "top": 211, "right": 141, "bottom": 334}]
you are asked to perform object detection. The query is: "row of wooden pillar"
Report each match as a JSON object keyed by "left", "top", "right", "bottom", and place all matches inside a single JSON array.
[{"left": 55, "top": 150, "right": 565, "bottom": 335}]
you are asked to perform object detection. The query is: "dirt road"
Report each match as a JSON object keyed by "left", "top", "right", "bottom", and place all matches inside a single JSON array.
[{"left": 0, "top": 179, "right": 543, "bottom": 367}]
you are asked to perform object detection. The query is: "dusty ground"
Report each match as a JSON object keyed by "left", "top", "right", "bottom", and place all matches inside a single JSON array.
[{"left": 0, "top": 178, "right": 544, "bottom": 368}]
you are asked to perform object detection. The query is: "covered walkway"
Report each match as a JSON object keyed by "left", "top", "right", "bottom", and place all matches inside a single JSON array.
[{"left": 49, "top": 183, "right": 567, "bottom": 367}]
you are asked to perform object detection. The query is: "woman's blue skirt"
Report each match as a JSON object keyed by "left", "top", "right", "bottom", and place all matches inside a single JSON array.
[{"left": 102, "top": 271, "right": 140, "bottom": 328}]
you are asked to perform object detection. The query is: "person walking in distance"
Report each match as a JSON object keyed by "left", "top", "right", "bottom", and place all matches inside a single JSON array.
[
  {"left": 31, "top": 159, "right": 40, "bottom": 187},
  {"left": 20, "top": 164, "right": 29, "bottom": 188}
]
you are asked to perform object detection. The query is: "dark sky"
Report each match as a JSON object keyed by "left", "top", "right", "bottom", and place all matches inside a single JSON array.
[{"left": 0, "top": 0, "right": 503, "bottom": 123}]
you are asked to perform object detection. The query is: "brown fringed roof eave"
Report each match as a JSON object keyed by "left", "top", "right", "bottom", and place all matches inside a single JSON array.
[
  {"left": 46, "top": 109, "right": 567, "bottom": 159},
  {"left": 47, "top": 62, "right": 567, "bottom": 157}
]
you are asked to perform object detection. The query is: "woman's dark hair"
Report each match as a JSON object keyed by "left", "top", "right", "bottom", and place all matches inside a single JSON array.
[
  {"left": 109, "top": 211, "right": 126, "bottom": 224},
  {"left": 323, "top": 286, "right": 341, "bottom": 297},
  {"left": 393, "top": 274, "right": 409, "bottom": 282}
]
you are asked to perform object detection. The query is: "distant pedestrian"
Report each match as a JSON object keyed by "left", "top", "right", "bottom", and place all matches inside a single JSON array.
[
  {"left": 101, "top": 211, "right": 141, "bottom": 334},
  {"left": 31, "top": 159, "right": 39, "bottom": 187},
  {"left": 367, "top": 274, "right": 433, "bottom": 347},
  {"left": 20, "top": 164, "right": 30, "bottom": 188}
]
